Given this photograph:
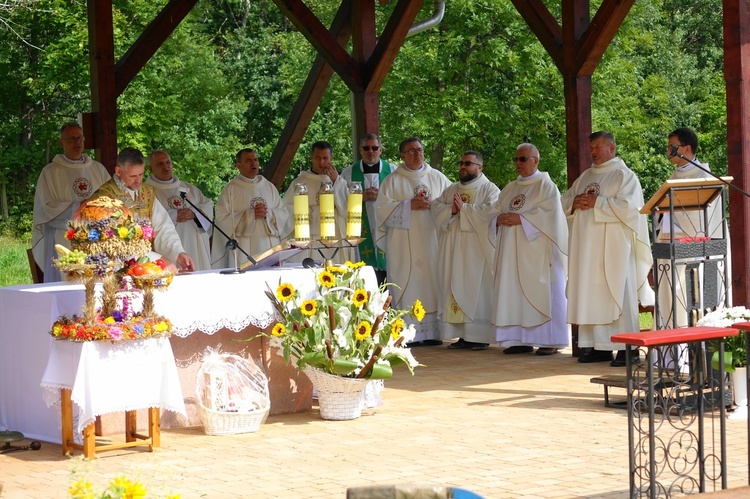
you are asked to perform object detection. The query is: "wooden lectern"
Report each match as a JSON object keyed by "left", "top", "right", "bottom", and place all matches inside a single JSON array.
[{"left": 641, "top": 176, "right": 732, "bottom": 330}]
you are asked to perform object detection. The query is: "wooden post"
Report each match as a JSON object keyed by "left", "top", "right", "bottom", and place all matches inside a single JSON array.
[{"left": 724, "top": 0, "right": 750, "bottom": 309}]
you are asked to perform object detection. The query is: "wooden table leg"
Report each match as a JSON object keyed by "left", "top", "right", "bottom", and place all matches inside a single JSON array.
[
  {"left": 60, "top": 388, "right": 73, "bottom": 455},
  {"left": 148, "top": 407, "right": 160, "bottom": 450},
  {"left": 125, "top": 410, "right": 137, "bottom": 443},
  {"left": 82, "top": 422, "right": 96, "bottom": 458}
]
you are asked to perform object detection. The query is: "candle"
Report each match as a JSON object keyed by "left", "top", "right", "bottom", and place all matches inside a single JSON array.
[
  {"left": 319, "top": 179, "right": 335, "bottom": 240},
  {"left": 293, "top": 183, "right": 310, "bottom": 241},
  {"left": 347, "top": 181, "right": 363, "bottom": 238}
]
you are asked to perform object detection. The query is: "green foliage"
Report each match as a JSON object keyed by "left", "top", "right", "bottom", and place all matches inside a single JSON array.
[
  {"left": 0, "top": 233, "right": 32, "bottom": 287},
  {"left": 0, "top": 0, "right": 731, "bottom": 221}
]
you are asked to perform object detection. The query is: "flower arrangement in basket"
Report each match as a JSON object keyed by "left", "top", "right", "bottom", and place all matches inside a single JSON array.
[
  {"left": 264, "top": 261, "right": 422, "bottom": 380},
  {"left": 697, "top": 306, "right": 750, "bottom": 372}
]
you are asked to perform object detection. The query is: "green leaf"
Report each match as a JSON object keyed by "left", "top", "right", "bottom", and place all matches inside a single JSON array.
[{"left": 711, "top": 350, "right": 736, "bottom": 373}]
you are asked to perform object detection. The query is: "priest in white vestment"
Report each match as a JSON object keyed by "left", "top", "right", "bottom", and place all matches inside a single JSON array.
[
  {"left": 31, "top": 122, "right": 111, "bottom": 282},
  {"left": 211, "top": 149, "right": 289, "bottom": 269},
  {"left": 432, "top": 150, "right": 500, "bottom": 349},
  {"left": 657, "top": 128, "right": 729, "bottom": 329},
  {"left": 281, "top": 141, "right": 351, "bottom": 264},
  {"left": 491, "top": 144, "right": 569, "bottom": 356},
  {"left": 375, "top": 137, "right": 452, "bottom": 344},
  {"left": 562, "top": 131, "right": 653, "bottom": 366},
  {"left": 90, "top": 147, "right": 194, "bottom": 272},
  {"left": 146, "top": 150, "right": 213, "bottom": 271},
  {"left": 341, "top": 133, "right": 397, "bottom": 284}
]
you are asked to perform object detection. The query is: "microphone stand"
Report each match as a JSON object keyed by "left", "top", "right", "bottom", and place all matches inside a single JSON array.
[
  {"left": 179, "top": 191, "right": 256, "bottom": 274},
  {"left": 670, "top": 147, "right": 750, "bottom": 198}
]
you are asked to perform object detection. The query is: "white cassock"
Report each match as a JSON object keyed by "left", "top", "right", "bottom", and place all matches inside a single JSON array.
[
  {"left": 145, "top": 175, "right": 213, "bottom": 271},
  {"left": 281, "top": 170, "right": 352, "bottom": 264},
  {"left": 655, "top": 161, "right": 729, "bottom": 328},
  {"left": 31, "top": 154, "right": 111, "bottom": 282},
  {"left": 491, "top": 171, "right": 569, "bottom": 348},
  {"left": 562, "top": 157, "right": 654, "bottom": 351},
  {"left": 211, "top": 175, "right": 289, "bottom": 269},
  {"left": 375, "top": 163, "right": 451, "bottom": 341},
  {"left": 432, "top": 174, "right": 500, "bottom": 344}
]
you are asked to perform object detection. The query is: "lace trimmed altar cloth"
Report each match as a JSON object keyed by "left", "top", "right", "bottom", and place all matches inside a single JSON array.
[{"left": 41, "top": 337, "right": 186, "bottom": 435}]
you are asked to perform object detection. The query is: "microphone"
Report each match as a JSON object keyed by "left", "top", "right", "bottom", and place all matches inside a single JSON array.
[
  {"left": 669, "top": 145, "right": 680, "bottom": 157},
  {"left": 178, "top": 187, "right": 189, "bottom": 199}
]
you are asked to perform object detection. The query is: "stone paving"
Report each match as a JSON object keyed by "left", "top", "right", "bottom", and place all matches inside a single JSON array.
[{"left": 1, "top": 344, "right": 748, "bottom": 498}]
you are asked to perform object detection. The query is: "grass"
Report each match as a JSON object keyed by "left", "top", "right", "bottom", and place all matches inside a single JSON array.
[{"left": 0, "top": 234, "right": 33, "bottom": 287}]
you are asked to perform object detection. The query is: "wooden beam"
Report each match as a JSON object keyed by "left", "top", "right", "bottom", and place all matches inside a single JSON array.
[
  {"left": 365, "top": 0, "right": 424, "bottom": 93},
  {"left": 509, "top": 0, "right": 563, "bottom": 72},
  {"left": 264, "top": 2, "right": 353, "bottom": 187},
  {"left": 724, "top": 0, "right": 750, "bottom": 308},
  {"left": 88, "top": 0, "right": 118, "bottom": 173},
  {"left": 352, "top": 1, "right": 379, "bottom": 147},
  {"left": 115, "top": 0, "right": 199, "bottom": 95},
  {"left": 272, "top": 0, "right": 363, "bottom": 92},
  {"left": 575, "top": 0, "right": 635, "bottom": 76}
]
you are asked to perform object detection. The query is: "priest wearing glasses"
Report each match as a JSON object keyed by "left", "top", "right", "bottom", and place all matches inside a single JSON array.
[{"left": 341, "top": 133, "right": 397, "bottom": 284}]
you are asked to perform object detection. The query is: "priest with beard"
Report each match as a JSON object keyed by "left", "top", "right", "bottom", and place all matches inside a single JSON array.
[{"left": 432, "top": 150, "right": 500, "bottom": 350}]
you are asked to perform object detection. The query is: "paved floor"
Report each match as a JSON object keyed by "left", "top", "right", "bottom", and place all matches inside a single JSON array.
[{"left": 1, "top": 344, "right": 748, "bottom": 498}]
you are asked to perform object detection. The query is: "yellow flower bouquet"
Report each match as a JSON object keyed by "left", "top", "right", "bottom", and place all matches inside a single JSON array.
[{"left": 265, "top": 261, "right": 422, "bottom": 379}]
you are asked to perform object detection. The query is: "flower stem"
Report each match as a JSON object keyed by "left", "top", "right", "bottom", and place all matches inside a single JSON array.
[{"left": 357, "top": 345, "right": 383, "bottom": 379}]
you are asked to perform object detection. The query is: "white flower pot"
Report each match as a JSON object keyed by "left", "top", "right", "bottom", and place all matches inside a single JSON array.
[
  {"left": 729, "top": 366, "right": 748, "bottom": 420},
  {"left": 303, "top": 367, "right": 371, "bottom": 420}
]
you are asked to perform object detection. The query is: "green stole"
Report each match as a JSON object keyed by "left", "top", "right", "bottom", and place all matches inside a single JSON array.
[{"left": 350, "top": 160, "right": 392, "bottom": 269}]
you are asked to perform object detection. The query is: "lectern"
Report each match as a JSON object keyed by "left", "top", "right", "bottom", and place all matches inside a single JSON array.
[{"left": 641, "top": 176, "right": 732, "bottom": 330}]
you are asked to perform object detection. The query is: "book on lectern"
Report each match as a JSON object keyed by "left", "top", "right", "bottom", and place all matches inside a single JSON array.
[{"left": 239, "top": 241, "right": 302, "bottom": 271}]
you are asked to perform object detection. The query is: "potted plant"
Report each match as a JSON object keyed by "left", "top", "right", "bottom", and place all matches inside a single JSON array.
[
  {"left": 263, "top": 261, "right": 422, "bottom": 419},
  {"left": 697, "top": 306, "right": 749, "bottom": 419},
  {"left": 696, "top": 306, "right": 749, "bottom": 373}
]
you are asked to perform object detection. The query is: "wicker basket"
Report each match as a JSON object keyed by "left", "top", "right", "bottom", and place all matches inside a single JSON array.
[
  {"left": 304, "top": 367, "right": 371, "bottom": 420},
  {"left": 198, "top": 392, "right": 269, "bottom": 436}
]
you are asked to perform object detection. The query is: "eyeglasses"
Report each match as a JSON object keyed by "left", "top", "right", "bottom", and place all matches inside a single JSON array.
[
  {"left": 458, "top": 161, "right": 481, "bottom": 167},
  {"left": 64, "top": 136, "right": 84, "bottom": 144},
  {"left": 403, "top": 148, "right": 424, "bottom": 155},
  {"left": 513, "top": 156, "right": 537, "bottom": 163},
  {"left": 361, "top": 146, "right": 381, "bottom": 152}
]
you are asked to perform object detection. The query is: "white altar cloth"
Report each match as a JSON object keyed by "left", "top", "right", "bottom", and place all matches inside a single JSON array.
[
  {"left": 0, "top": 265, "right": 376, "bottom": 443},
  {"left": 40, "top": 337, "right": 186, "bottom": 435}
]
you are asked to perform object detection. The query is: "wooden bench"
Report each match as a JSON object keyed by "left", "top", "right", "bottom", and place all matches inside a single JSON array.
[{"left": 590, "top": 375, "right": 629, "bottom": 409}]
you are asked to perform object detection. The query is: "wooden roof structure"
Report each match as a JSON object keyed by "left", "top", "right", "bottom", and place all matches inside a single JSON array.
[{"left": 81, "top": 0, "right": 750, "bottom": 307}]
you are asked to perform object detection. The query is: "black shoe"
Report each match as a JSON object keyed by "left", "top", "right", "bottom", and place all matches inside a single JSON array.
[
  {"left": 503, "top": 345, "right": 535, "bottom": 355},
  {"left": 421, "top": 339, "right": 444, "bottom": 346},
  {"left": 447, "top": 339, "right": 471, "bottom": 350},
  {"left": 578, "top": 349, "right": 614, "bottom": 363},
  {"left": 610, "top": 350, "right": 641, "bottom": 367},
  {"left": 535, "top": 348, "right": 558, "bottom": 356},
  {"left": 469, "top": 342, "right": 489, "bottom": 351}
]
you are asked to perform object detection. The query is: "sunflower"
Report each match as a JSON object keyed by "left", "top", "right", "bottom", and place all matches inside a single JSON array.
[
  {"left": 272, "top": 323, "right": 286, "bottom": 337},
  {"left": 317, "top": 270, "right": 335, "bottom": 288},
  {"left": 326, "top": 265, "right": 347, "bottom": 274},
  {"left": 276, "top": 283, "right": 295, "bottom": 302},
  {"left": 352, "top": 288, "right": 368, "bottom": 308},
  {"left": 345, "top": 260, "right": 365, "bottom": 270},
  {"left": 391, "top": 318, "right": 405, "bottom": 340},
  {"left": 301, "top": 299, "right": 318, "bottom": 316},
  {"left": 355, "top": 320, "right": 372, "bottom": 340},
  {"left": 413, "top": 299, "right": 426, "bottom": 321}
]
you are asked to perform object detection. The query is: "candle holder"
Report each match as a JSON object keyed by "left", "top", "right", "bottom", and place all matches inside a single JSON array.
[{"left": 289, "top": 238, "right": 364, "bottom": 267}]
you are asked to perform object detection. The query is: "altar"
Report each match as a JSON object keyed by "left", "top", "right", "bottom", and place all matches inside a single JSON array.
[{"left": 0, "top": 265, "right": 377, "bottom": 444}]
